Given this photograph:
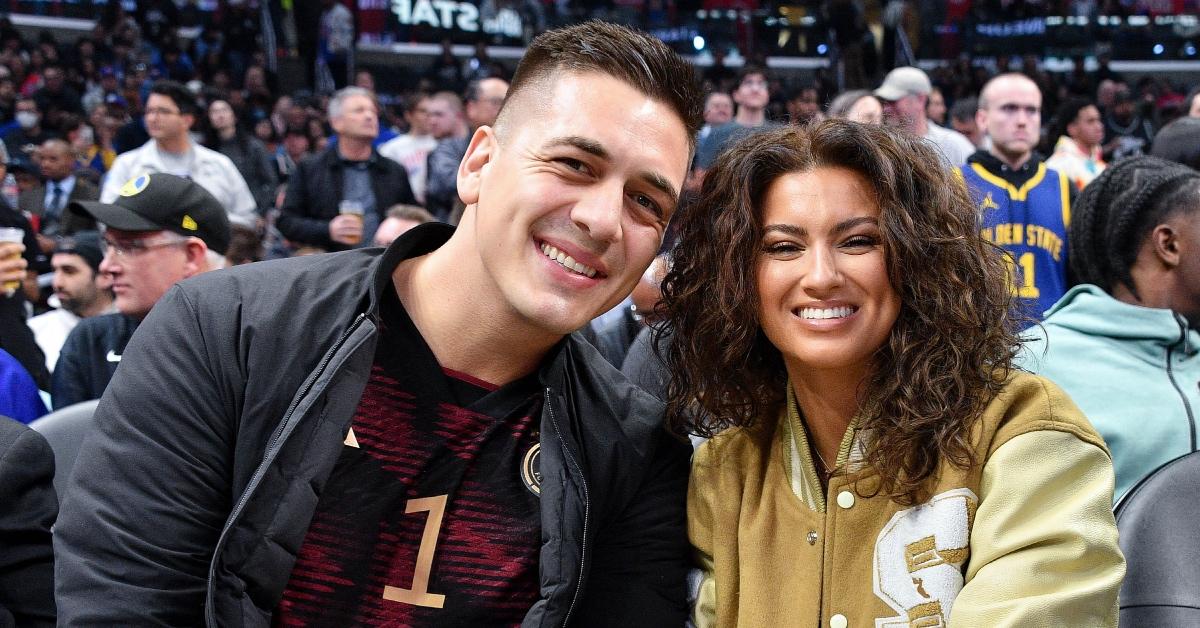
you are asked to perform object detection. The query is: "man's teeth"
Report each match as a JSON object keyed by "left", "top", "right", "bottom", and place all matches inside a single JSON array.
[
  {"left": 799, "top": 306, "right": 855, "bottom": 320},
  {"left": 541, "top": 243, "right": 598, "bottom": 278}
]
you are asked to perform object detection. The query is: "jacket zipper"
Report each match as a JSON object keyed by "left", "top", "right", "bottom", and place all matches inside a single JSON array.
[
  {"left": 205, "top": 312, "right": 367, "bottom": 626},
  {"left": 545, "top": 386, "right": 589, "bottom": 628},
  {"left": 1165, "top": 316, "right": 1197, "bottom": 451}
]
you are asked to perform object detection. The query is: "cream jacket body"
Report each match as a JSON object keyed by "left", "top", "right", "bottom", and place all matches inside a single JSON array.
[{"left": 689, "top": 372, "right": 1125, "bottom": 627}]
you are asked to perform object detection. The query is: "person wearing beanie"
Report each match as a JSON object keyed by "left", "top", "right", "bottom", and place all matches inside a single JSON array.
[
  {"left": 1018, "top": 156, "right": 1200, "bottom": 503},
  {"left": 1149, "top": 115, "right": 1200, "bottom": 171},
  {"left": 25, "top": 231, "right": 114, "bottom": 374},
  {"left": 50, "top": 172, "right": 230, "bottom": 409}
]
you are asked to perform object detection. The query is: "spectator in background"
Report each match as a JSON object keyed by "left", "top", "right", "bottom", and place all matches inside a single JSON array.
[
  {"left": 19, "top": 139, "right": 98, "bottom": 251},
  {"left": 27, "top": 231, "right": 113, "bottom": 374},
  {"left": 425, "top": 78, "right": 508, "bottom": 221},
  {"left": 102, "top": 81, "right": 258, "bottom": 230},
  {"left": 317, "top": 0, "right": 354, "bottom": 91},
  {"left": 33, "top": 63, "right": 83, "bottom": 120},
  {"left": 962, "top": 73, "right": 1072, "bottom": 324},
  {"left": 3, "top": 97, "right": 55, "bottom": 161},
  {"left": 78, "top": 104, "right": 118, "bottom": 179},
  {"left": 1186, "top": 86, "right": 1200, "bottom": 118},
  {"left": 1046, "top": 98, "right": 1107, "bottom": 191},
  {"left": 1102, "top": 87, "right": 1154, "bottom": 161},
  {"left": 949, "top": 96, "right": 985, "bottom": 148},
  {"left": 1150, "top": 116, "right": 1200, "bottom": 170},
  {"left": 0, "top": 233, "right": 48, "bottom": 392},
  {"left": 926, "top": 85, "right": 947, "bottom": 125},
  {"left": 372, "top": 203, "right": 434, "bottom": 247},
  {"left": 694, "top": 66, "right": 775, "bottom": 173},
  {"left": 277, "top": 87, "right": 416, "bottom": 252},
  {"left": 378, "top": 93, "right": 437, "bottom": 205},
  {"left": 274, "top": 125, "right": 312, "bottom": 184},
  {"left": 785, "top": 81, "right": 823, "bottom": 126},
  {"left": 1018, "top": 156, "right": 1200, "bottom": 503},
  {"left": 698, "top": 91, "right": 733, "bottom": 141},
  {"left": 826, "top": 89, "right": 882, "bottom": 124},
  {"left": 204, "top": 98, "right": 278, "bottom": 214},
  {"left": 52, "top": 173, "right": 229, "bottom": 409},
  {"left": 876, "top": 67, "right": 974, "bottom": 168}
]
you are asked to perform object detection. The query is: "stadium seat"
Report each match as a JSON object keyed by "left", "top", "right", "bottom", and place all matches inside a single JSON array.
[
  {"left": 1114, "top": 450, "right": 1200, "bottom": 625},
  {"left": 28, "top": 400, "right": 99, "bottom": 505}
]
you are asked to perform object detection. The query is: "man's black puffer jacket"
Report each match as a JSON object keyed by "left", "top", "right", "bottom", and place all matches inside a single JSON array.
[{"left": 54, "top": 223, "right": 691, "bottom": 627}]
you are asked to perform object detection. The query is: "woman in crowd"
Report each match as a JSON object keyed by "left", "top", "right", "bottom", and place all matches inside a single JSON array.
[
  {"left": 662, "top": 120, "right": 1124, "bottom": 627},
  {"left": 203, "top": 98, "right": 278, "bottom": 214},
  {"left": 1019, "top": 156, "right": 1200, "bottom": 504},
  {"left": 825, "top": 89, "right": 882, "bottom": 124}
]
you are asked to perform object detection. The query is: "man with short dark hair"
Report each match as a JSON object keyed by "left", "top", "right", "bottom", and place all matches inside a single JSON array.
[
  {"left": 102, "top": 80, "right": 257, "bottom": 229},
  {"left": 424, "top": 77, "right": 509, "bottom": 220},
  {"left": 56, "top": 20, "right": 700, "bottom": 625},
  {"left": 694, "top": 66, "right": 774, "bottom": 172},
  {"left": 50, "top": 173, "right": 229, "bottom": 409},
  {"left": 19, "top": 138, "right": 99, "bottom": 252},
  {"left": 26, "top": 231, "right": 113, "bottom": 374},
  {"left": 277, "top": 86, "right": 418, "bottom": 251}
]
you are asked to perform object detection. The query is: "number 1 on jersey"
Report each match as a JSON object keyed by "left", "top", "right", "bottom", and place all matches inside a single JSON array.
[{"left": 383, "top": 494, "right": 448, "bottom": 608}]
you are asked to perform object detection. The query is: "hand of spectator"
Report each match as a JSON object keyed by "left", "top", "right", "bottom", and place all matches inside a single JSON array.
[
  {"left": 1, "top": 241, "right": 28, "bottom": 295},
  {"left": 36, "top": 233, "right": 56, "bottom": 254},
  {"left": 328, "top": 214, "right": 364, "bottom": 246}
]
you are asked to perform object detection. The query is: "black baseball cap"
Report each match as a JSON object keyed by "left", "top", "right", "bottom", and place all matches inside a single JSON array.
[
  {"left": 53, "top": 230, "right": 104, "bottom": 271},
  {"left": 70, "top": 173, "right": 230, "bottom": 255}
]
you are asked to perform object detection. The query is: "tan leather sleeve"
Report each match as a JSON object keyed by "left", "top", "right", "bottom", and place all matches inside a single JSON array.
[{"left": 952, "top": 430, "right": 1125, "bottom": 627}]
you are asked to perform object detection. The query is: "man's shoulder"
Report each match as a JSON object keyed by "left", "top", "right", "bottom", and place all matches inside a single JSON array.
[
  {"left": 70, "top": 312, "right": 136, "bottom": 336},
  {"left": 192, "top": 143, "right": 239, "bottom": 169},
  {"left": 28, "top": 307, "right": 77, "bottom": 331}
]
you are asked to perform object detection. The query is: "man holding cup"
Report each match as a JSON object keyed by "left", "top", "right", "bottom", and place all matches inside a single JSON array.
[{"left": 277, "top": 87, "right": 417, "bottom": 252}]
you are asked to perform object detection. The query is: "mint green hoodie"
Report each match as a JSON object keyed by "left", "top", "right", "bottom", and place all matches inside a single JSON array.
[{"left": 1017, "top": 284, "right": 1200, "bottom": 504}]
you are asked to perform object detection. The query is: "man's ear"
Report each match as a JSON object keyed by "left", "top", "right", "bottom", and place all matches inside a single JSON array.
[
  {"left": 182, "top": 239, "right": 209, "bottom": 277},
  {"left": 1151, "top": 223, "right": 1181, "bottom": 269},
  {"left": 457, "top": 125, "right": 496, "bottom": 206}
]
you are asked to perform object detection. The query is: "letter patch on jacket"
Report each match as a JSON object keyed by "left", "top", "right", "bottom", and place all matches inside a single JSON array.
[{"left": 872, "top": 488, "right": 978, "bottom": 627}]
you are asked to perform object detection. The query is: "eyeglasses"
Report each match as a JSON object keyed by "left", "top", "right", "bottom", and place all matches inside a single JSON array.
[{"left": 101, "top": 235, "right": 189, "bottom": 258}]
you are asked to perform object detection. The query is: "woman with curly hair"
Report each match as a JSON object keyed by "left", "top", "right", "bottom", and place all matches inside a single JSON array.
[{"left": 662, "top": 120, "right": 1124, "bottom": 627}]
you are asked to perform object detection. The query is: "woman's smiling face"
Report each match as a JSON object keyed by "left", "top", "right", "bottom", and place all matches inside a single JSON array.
[{"left": 755, "top": 167, "right": 901, "bottom": 378}]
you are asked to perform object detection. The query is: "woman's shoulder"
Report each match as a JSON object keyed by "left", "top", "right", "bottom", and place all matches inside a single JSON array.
[
  {"left": 979, "top": 371, "right": 1109, "bottom": 457},
  {"left": 693, "top": 414, "right": 781, "bottom": 470}
]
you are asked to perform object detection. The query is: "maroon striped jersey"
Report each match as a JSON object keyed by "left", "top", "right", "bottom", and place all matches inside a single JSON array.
[{"left": 274, "top": 290, "right": 542, "bottom": 626}]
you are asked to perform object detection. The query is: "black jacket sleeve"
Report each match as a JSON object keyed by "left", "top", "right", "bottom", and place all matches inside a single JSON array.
[
  {"left": 275, "top": 156, "right": 335, "bottom": 249},
  {"left": 575, "top": 430, "right": 691, "bottom": 626},
  {"left": 0, "top": 418, "right": 57, "bottom": 627},
  {"left": 54, "top": 287, "right": 235, "bottom": 625}
]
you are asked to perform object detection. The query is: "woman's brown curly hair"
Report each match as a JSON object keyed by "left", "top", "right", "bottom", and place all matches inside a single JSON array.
[{"left": 660, "top": 120, "right": 1020, "bottom": 505}]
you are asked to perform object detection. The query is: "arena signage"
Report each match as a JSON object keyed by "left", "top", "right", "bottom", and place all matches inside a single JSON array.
[{"left": 389, "top": 0, "right": 523, "bottom": 39}]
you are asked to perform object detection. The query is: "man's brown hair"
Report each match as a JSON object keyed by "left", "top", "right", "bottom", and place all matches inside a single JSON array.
[{"left": 495, "top": 20, "right": 703, "bottom": 153}]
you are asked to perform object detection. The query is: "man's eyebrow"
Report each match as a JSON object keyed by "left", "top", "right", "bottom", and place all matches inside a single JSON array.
[
  {"left": 545, "top": 135, "right": 609, "bottom": 159},
  {"left": 641, "top": 170, "right": 679, "bottom": 210},
  {"left": 545, "top": 135, "right": 680, "bottom": 209}
]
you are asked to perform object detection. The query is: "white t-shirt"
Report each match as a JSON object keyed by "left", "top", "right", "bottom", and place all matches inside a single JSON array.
[
  {"left": 924, "top": 122, "right": 977, "bottom": 168},
  {"left": 27, "top": 307, "right": 80, "bottom": 373},
  {"left": 379, "top": 133, "right": 438, "bottom": 205}
]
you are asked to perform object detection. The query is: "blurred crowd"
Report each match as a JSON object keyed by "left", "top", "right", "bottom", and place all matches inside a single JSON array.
[{"left": 0, "top": 0, "right": 1196, "bottom": 415}]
